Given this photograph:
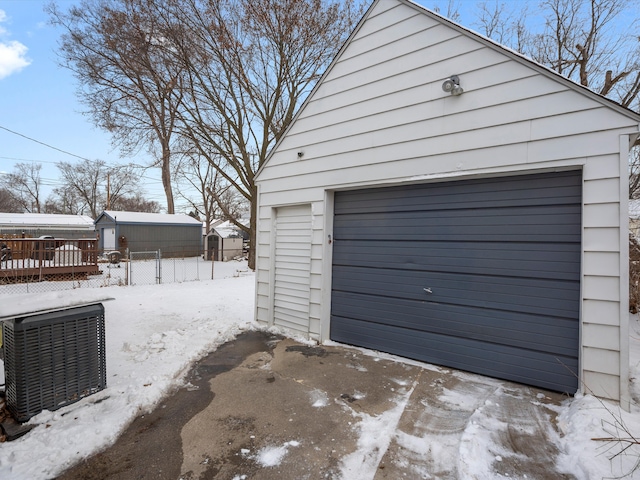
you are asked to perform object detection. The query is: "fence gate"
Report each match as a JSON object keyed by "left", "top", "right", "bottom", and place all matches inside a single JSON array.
[{"left": 128, "top": 250, "right": 161, "bottom": 285}]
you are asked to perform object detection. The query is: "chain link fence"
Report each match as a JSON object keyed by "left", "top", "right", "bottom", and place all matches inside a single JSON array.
[
  {"left": 127, "top": 250, "right": 212, "bottom": 285},
  {"left": 0, "top": 247, "right": 215, "bottom": 295}
]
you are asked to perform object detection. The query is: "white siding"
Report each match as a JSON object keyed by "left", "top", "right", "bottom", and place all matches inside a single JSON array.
[{"left": 255, "top": 0, "right": 640, "bottom": 402}]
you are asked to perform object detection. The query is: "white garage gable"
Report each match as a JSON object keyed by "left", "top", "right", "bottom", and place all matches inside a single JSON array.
[{"left": 255, "top": 0, "right": 640, "bottom": 406}]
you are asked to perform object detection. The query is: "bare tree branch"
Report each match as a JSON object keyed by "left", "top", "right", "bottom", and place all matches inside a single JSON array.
[
  {"left": 164, "top": 0, "right": 364, "bottom": 269},
  {"left": 0, "top": 163, "right": 43, "bottom": 213},
  {"left": 48, "top": 0, "right": 186, "bottom": 213},
  {"left": 56, "top": 159, "right": 140, "bottom": 218}
]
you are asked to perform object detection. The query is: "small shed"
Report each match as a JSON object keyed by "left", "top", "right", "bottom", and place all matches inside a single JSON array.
[
  {"left": 0, "top": 213, "right": 96, "bottom": 239},
  {"left": 206, "top": 220, "right": 246, "bottom": 261},
  {"left": 94, "top": 211, "right": 202, "bottom": 257},
  {"left": 254, "top": 0, "right": 640, "bottom": 406}
]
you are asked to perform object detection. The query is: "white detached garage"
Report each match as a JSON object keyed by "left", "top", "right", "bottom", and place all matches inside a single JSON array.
[{"left": 254, "top": 0, "right": 640, "bottom": 405}]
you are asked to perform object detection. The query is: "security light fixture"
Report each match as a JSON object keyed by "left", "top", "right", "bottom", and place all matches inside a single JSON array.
[{"left": 442, "top": 75, "right": 464, "bottom": 96}]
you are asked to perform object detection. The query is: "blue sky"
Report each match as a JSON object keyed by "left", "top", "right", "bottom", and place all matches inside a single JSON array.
[
  {"left": 0, "top": 0, "right": 165, "bottom": 209},
  {"left": 0, "top": 0, "right": 635, "bottom": 213}
]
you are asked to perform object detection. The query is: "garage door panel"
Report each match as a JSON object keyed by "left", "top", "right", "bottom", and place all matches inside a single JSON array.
[
  {"left": 333, "top": 265, "right": 581, "bottom": 303},
  {"left": 332, "top": 207, "right": 581, "bottom": 240},
  {"left": 332, "top": 267, "right": 579, "bottom": 318},
  {"left": 335, "top": 179, "right": 582, "bottom": 214},
  {"left": 333, "top": 248, "right": 580, "bottom": 281},
  {"left": 334, "top": 205, "right": 582, "bottom": 229},
  {"left": 333, "top": 224, "right": 580, "bottom": 243},
  {"left": 331, "top": 316, "right": 578, "bottom": 392},
  {"left": 331, "top": 171, "right": 581, "bottom": 393},
  {"left": 333, "top": 241, "right": 580, "bottom": 273},
  {"left": 331, "top": 291, "right": 578, "bottom": 356},
  {"left": 335, "top": 173, "right": 581, "bottom": 215},
  {"left": 337, "top": 195, "right": 581, "bottom": 215},
  {"left": 331, "top": 231, "right": 579, "bottom": 243}
]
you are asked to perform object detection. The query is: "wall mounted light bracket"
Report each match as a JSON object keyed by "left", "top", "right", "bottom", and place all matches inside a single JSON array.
[{"left": 442, "top": 75, "right": 464, "bottom": 96}]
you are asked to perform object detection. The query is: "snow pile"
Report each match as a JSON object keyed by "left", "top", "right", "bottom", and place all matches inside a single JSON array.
[
  {"left": 254, "top": 440, "right": 301, "bottom": 467},
  {"left": 0, "top": 261, "right": 254, "bottom": 479},
  {"left": 340, "top": 382, "right": 416, "bottom": 478}
]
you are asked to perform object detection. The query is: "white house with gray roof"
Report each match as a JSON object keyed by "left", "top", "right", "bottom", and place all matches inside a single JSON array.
[{"left": 254, "top": 0, "right": 640, "bottom": 406}]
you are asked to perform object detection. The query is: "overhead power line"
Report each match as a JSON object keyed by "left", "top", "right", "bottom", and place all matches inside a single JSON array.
[{"left": 0, "top": 125, "right": 92, "bottom": 162}]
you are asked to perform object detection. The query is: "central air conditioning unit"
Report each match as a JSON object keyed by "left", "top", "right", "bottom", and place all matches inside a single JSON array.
[{"left": 2, "top": 303, "right": 107, "bottom": 423}]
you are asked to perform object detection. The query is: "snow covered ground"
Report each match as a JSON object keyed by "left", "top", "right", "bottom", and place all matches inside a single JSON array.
[
  {"left": 0, "top": 254, "right": 216, "bottom": 295},
  {"left": 0, "top": 260, "right": 639, "bottom": 479}
]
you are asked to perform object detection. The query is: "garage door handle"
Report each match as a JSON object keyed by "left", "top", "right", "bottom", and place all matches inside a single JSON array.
[{"left": 423, "top": 288, "right": 432, "bottom": 294}]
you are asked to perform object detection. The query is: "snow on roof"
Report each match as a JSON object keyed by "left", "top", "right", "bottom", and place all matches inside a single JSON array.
[
  {"left": 97, "top": 210, "right": 202, "bottom": 226},
  {"left": 212, "top": 220, "right": 244, "bottom": 239},
  {"left": 0, "top": 213, "right": 95, "bottom": 229},
  {"left": 207, "top": 217, "right": 249, "bottom": 238}
]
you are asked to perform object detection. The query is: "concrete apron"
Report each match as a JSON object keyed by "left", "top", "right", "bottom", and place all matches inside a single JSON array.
[{"left": 179, "top": 331, "right": 574, "bottom": 480}]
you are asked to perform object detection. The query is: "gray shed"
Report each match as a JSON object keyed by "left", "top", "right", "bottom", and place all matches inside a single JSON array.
[
  {"left": 94, "top": 211, "right": 202, "bottom": 257},
  {"left": 254, "top": 0, "right": 640, "bottom": 406}
]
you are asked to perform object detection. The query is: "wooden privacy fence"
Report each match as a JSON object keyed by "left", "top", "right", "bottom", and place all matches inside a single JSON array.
[{"left": 0, "top": 238, "right": 100, "bottom": 283}]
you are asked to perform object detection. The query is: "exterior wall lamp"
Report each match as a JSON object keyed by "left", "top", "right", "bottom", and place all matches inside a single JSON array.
[{"left": 442, "top": 75, "right": 464, "bottom": 96}]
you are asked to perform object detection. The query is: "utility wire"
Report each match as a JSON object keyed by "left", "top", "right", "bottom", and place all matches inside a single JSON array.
[
  {"left": 0, "top": 126, "right": 193, "bottom": 204},
  {"left": 0, "top": 125, "right": 92, "bottom": 162}
]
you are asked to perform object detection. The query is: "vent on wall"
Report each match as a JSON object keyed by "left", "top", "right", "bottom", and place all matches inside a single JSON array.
[{"left": 2, "top": 304, "right": 107, "bottom": 423}]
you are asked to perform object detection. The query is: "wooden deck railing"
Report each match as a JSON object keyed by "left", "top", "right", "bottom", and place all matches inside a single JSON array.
[{"left": 0, "top": 238, "right": 100, "bottom": 283}]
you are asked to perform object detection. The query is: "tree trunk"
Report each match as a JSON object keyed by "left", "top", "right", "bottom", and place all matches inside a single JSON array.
[
  {"left": 162, "top": 142, "right": 175, "bottom": 214},
  {"left": 248, "top": 184, "right": 257, "bottom": 271}
]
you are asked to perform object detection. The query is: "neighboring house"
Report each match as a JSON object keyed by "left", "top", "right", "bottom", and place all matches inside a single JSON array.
[
  {"left": 0, "top": 213, "right": 96, "bottom": 239},
  {"left": 94, "top": 211, "right": 202, "bottom": 257},
  {"left": 254, "top": 0, "right": 640, "bottom": 406},
  {"left": 206, "top": 220, "right": 246, "bottom": 261}
]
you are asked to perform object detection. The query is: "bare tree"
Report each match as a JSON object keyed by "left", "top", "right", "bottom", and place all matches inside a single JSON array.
[
  {"left": 47, "top": 0, "right": 185, "bottom": 213},
  {"left": 44, "top": 185, "right": 87, "bottom": 215},
  {"left": 470, "top": 0, "right": 639, "bottom": 111},
  {"left": 473, "top": 1, "right": 531, "bottom": 50},
  {"left": 214, "top": 185, "right": 249, "bottom": 223},
  {"left": 469, "top": 0, "right": 640, "bottom": 197},
  {"left": 0, "top": 163, "right": 43, "bottom": 213},
  {"left": 164, "top": 0, "right": 365, "bottom": 269},
  {"left": 111, "top": 192, "right": 161, "bottom": 212},
  {"left": 0, "top": 187, "right": 24, "bottom": 213},
  {"left": 56, "top": 159, "right": 139, "bottom": 218},
  {"left": 174, "top": 151, "right": 219, "bottom": 234},
  {"left": 531, "top": 0, "right": 638, "bottom": 104},
  {"left": 431, "top": 0, "right": 462, "bottom": 22},
  {"left": 175, "top": 148, "right": 250, "bottom": 235}
]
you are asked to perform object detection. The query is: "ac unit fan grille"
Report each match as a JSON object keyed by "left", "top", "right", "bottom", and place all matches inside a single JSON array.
[{"left": 2, "top": 304, "right": 107, "bottom": 422}]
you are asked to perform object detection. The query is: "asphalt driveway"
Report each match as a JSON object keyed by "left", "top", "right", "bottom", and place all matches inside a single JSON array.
[{"left": 58, "top": 331, "right": 574, "bottom": 479}]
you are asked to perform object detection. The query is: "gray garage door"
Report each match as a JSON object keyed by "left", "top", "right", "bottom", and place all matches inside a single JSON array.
[{"left": 330, "top": 171, "right": 581, "bottom": 393}]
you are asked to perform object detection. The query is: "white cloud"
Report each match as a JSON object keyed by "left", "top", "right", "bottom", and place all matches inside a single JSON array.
[
  {"left": 0, "top": 40, "right": 30, "bottom": 78},
  {"left": 0, "top": 9, "right": 31, "bottom": 79}
]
